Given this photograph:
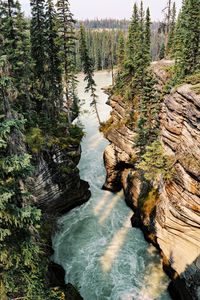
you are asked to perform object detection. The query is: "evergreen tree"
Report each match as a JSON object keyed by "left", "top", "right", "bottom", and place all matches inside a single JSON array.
[
  {"left": 0, "top": 54, "right": 44, "bottom": 300},
  {"left": 12, "top": 1, "right": 34, "bottom": 115},
  {"left": 144, "top": 7, "right": 151, "bottom": 64},
  {"left": 30, "top": 0, "right": 46, "bottom": 80},
  {"left": 158, "top": 0, "right": 176, "bottom": 58},
  {"left": 79, "top": 24, "right": 101, "bottom": 124},
  {"left": 117, "top": 32, "right": 125, "bottom": 70},
  {"left": 166, "top": 2, "right": 176, "bottom": 56},
  {"left": 45, "top": 0, "right": 63, "bottom": 119},
  {"left": 56, "top": 0, "right": 77, "bottom": 121},
  {"left": 137, "top": 72, "right": 160, "bottom": 148},
  {"left": 30, "top": 0, "right": 49, "bottom": 119},
  {"left": 159, "top": 42, "right": 165, "bottom": 59},
  {"left": 125, "top": 3, "right": 140, "bottom": 75},
  {"left": 108, "top": 35, "right": 114, "bottom": 85},
  {"left": 0, "top": 1, "right": 33, "bottom": 118},
  {"left": 174, "top": 0, "right": 200, "bottom": 77}
]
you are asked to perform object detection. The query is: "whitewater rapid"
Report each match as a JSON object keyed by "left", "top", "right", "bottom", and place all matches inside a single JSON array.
[{"left": 52, "top": 71, "right": 171, "bottom": 300}]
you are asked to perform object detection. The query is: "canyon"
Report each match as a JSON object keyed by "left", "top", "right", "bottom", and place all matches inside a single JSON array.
[{"left": 103, "top": 61, "right": 200, "bottom": 299}]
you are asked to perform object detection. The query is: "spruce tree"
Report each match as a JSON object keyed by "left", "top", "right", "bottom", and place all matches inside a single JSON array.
[
  {"left": 144, "top": 7, "right": 151, "bottom": 65},
  {"left": 117, "top": 32, "right": 125, "bottom": 70},
  {"left": 45, "top": 0, "right": 63, "bottom": 119},
  {"left": 0, "top": 54, "right": 44, "bottom": 300},
  {"left": 79, "top": 24, "right": 101, "bottom": 124},
  {"left": 56, "top": 0, "right": 77, "bottom": 121},
  {"left": 174, "top": 0, "right": 200, "bottom": 77},
  {"left": 159, "top": 43, "right": 165, "bottom": 60},
  {"left": 12, "top": 1, "right": 33, "bottom": 115},
  {"left": 30, "top": 0, "right": 46, "bottom": 80},
  {"left": 0, "top": 1, "right": 33, "bottom": 117},
  {"left": 166, "top": 2, "right": 176, "bottom": 56},
  {"left": 30, "top": 0, "right": 49, "bottom": 120},
  {"left": 125, "top": 3, "right": 140, "bottom": 75}
]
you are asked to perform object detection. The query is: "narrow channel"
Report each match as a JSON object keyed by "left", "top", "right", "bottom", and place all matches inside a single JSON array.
[{"left": 52, "top": 71, "right": 171, "bottom": 300}]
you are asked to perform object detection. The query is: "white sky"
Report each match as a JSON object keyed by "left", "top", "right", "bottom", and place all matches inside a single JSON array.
[{"left": 20, "top": 0, "right": 182, "bottom": 21}]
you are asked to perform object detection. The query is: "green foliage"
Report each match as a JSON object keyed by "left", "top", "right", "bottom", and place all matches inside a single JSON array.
[
  {"left": 166, "top": 2, "right": 176, "bottom": 56},
  {"left": 75, "top": 28, "right": 123, "bottom": 72},
  {"left": 114, "top": 2, "right": 151, "bottom": 95},
  {"left": 0, "top": 1, "right": 84, "bottom": 299},
  {"left": 140, "top": 188, "right": 159, "bottom": 225},
  {"left": 26, "top": 127, "right": 45, "bottom": 154},
  {"left": 0, "top": 117, "right": 45, "bottom": 299},
  {"left": 79, "top": 24, "right": 101, "bottom": 124},
  {"left": 138, "top": 140, "right": 175, "bottom": 183},
  {"left": 56, "top": 0, "right": 77, "bottom": 115},
  {"left": 183, "top": 73, "right": 200, "bottom": 85},
  {"left": 136, "top": 72, "right": 161, "bottom": 148},
  {"left": 159, "top": 43, "right": 165, "bottom": 60},
  {"left": 173, "top": 0, "right": 200, "bottom": 79}
]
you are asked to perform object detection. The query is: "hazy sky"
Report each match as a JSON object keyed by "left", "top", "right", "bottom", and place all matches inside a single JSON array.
[{"left": 20, "top": 0, "right": 182, "bottom": 21}]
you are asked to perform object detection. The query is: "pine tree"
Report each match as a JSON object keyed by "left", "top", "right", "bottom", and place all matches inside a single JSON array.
[
  {"left": 12, "top": 1, "right": 34, "bottom": 115},
  {"left": 137, "top": 72, "right": 160, "bottom": 148},
  {"left": 79, "top": 24, "right": 101, "bottom": 124},
  {"left": 158, "top": 0, "right": 175, "bottom": 59},
  {"left": 117, "top": 32, "right": 125, "bottom": 70},
  {"left": 125, "top": 3, "right": 140, "bottom": 75},
  {"left": 30, "top": 0, "right": 46, "bottom": 80},
  {"left": 0, "top": 0, "right": 17, "bottom": 59},
  {"left": 144, "top": 7, "right": 151, "bottom": 65},
  {"left": 174, "top": 0, "right": 200, "bottom": 77},
  {"left": 108, "top": 34, "right": 114, "bottom": 85},
  {"left": 45, "top": 0, "right": 63, "bottom": 119},
  {"left": 56, "top": 0, "right": 77, "bottom": 121},
  {"left": 159, "top": 42, "right": 165, "bottom": 60},
  {"left": 0, "top": 54, "right": 44, "bottom": 300},
  {"left": 166, "top": 2, "right": 176, "bottom": 56},
  {"left": 0, "top": 1, "right": 33, "bottom": 118},
  {"left": 30, "top": 0, "right": 49, "bottom": 120}
]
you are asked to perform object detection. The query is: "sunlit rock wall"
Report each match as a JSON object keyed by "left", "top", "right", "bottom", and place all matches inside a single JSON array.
[{"left": 103, "top": 61, "right": 200, "bottom": 299}]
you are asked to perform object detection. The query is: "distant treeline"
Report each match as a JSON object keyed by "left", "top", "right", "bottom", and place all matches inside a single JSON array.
[
  {"left": 76, "top": 18, "right": 130, "bottom": 29},
  {"left": 76, "top": 29, "right": 122, "bottom": 71},
  {"left": 75, "top": 19, "right": 166, "bottom": 70}
]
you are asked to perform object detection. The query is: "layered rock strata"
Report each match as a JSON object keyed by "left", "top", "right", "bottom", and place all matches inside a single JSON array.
[
  {"left": 103, "top": 61, "right": 200, "bottom": 299},
  {"left": 29, "top": 145, "right": 91, "bottom": 214}
]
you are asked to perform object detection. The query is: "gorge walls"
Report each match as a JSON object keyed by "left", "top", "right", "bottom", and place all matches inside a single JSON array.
[{"left": 103, "top": 61, "right": 200, "bottom": 299}]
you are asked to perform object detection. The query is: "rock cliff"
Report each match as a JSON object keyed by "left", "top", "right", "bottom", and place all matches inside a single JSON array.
[
  {"left": 103, "top": 61, "right": 200, "bottom": 299},
  {"left": 29, "top": 144, "right": 91, "bottom": 214}
]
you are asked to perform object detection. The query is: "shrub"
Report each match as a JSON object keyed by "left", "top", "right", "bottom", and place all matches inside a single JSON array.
[
  {"left": 26, "top": 127, "right": 45, "bottom": 154},
  {"left": 138, "top": 140, "right": 176, "bottom": 183}
]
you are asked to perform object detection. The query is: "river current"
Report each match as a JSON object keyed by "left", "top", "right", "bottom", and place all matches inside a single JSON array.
[{"left": 52, "top": 71, "right": 171, "bottom": 300}]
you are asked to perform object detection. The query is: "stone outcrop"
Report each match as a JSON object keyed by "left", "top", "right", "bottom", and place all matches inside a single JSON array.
[
  {"left": 103, "top": 60, "right": 200, "bottom": 299},
  {"left": 157, "top": 82, "right": 200, "bottom": 299},
  {"left": 29, "top": 145, "right": 91, "bottom": 214}
]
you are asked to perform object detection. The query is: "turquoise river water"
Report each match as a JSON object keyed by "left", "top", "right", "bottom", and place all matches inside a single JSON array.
[{"left": 52, "top": 71, "right": 171, "bottom": 300}]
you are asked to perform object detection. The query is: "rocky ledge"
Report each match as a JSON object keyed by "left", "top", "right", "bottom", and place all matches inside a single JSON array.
[{"left": 103, "top": 61, "right": 200, "bottom": 299}]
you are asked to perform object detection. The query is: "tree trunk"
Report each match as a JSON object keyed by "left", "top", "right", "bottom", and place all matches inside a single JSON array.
[{"left": 93, "top": 98, "right": 101, "bottom": 125}]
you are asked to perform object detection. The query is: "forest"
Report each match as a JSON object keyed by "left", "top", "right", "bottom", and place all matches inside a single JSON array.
[{"left": 0, "top": 0, "right": 200, "bottom": 299}]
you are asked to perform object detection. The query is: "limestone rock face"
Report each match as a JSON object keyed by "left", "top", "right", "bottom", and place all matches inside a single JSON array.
[
  {"left": 29, "top": 145, "right": 91, "bottom": 214},
  {"left": 103, "top": 61, "right": 200, "bottom": 299},
  {"left": 157, "top": 83, "right": 200, "bottom": 298}
]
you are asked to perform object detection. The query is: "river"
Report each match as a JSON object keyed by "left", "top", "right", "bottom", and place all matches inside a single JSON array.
[{"left": 52, "top": 71, "right": 171, "bottom": 300}]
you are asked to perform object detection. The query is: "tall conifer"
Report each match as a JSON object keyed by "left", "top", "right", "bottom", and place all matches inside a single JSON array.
[
  {"left": 56, "top": 0, "right": 77, "bottom": 121},
  {"left": 174, "top": 0, "right": 200, "bottom": 77},
  {"left": 45, "top": 0, "right": 63, "bottom": 118},
  {"left": 79, "top": 24, "right": 101, "bottom": 124}
]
